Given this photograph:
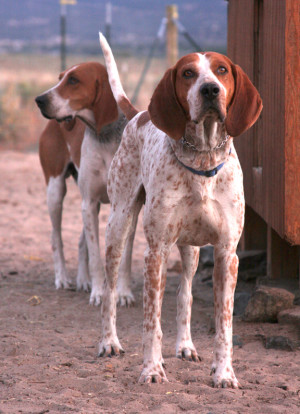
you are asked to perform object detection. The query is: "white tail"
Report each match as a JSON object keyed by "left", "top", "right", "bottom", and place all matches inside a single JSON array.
[{"left": 99, "top": 32, "right": 138, "bottom": 121}]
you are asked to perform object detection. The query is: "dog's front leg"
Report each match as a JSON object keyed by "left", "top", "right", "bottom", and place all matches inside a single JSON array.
[
  {"left": 99, "top": 205, "right": 139, "bottom": 357},
  {"left": 211, "top": 245, "right": 240, "bottom": 388},
  {"left": 139, "top": 247, "right": 169, "bottom": 384},
  {"left": 176, "top": 245, "right": 201, "bottom": 362}
]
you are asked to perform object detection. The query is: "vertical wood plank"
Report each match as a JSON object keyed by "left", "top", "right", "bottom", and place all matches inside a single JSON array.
[
  {"left": 267, "top": 226, "right": 299, "bottom": 279},
  {"left": 240, "top": 205, "right": 267, "bottom": 250},
  {"left": 261, "top": 0, "right": 285, "bottom": 236},
  {"left": 284, "top": 0, "right": 300, "bottom": 244},
  {"left": 227, "top": 0, "right": 257, "bottom": 217}
]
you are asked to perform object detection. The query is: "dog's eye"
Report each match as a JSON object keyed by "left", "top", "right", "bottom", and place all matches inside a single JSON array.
[
  {"left": 183, "top": 70, "right": 195, "bottom": 79},
  {"left": 217, "top": 66, "right": 228, "bottom": 75},
  {"left": 68, "top": 76, "right": 79, "bottom": 85}
]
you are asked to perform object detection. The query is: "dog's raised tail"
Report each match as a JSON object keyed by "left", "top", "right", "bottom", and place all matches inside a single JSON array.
[{"left": 99, "top": 32, "right": 138, "bottom": 121}]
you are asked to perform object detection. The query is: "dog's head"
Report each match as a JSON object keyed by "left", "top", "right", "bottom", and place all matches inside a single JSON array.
[
  {"left": 35, "top": 62, "right": 118, "bottom": 134},
  {"left": 148, "top": 52, "right": 262, "bottom": 140}
]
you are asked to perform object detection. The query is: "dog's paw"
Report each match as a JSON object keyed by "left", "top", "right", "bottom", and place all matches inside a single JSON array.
[
  {"left": 76, "top": 274, "right": 91, "bottom": 292},
  {"left": 55, "top": 273, "right": 72, "bottom": 290},
  {"left": 98, "top": 338, "right": 124, "bottom": 358},
  {"left": 89, "top": 284, "right": 104, "bottom": 306},
  {"left": 176, "top": 346, "right": 202, "bottom": 362},
  {"left": 117, "top": 291, "right": 135, "bottom": 307},
  {"left": 211, "top": 364, "right": 240, "bottom": 389},
  {"left": 139, "top": 362, "right": 168, "bottom": 384}
]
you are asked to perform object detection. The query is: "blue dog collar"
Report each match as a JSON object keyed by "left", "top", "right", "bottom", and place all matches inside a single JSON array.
[{"left": 177, "top": 148, "right": 231, "bottom": 177}]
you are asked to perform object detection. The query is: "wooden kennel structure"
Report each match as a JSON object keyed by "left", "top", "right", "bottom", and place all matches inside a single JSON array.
[{"left": 227, "top": 0, "right": 300, "bottom": 283}]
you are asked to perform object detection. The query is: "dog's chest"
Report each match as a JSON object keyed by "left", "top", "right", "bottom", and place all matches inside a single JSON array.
[
  {"left": 142, "top": 131, "right": 244, "bottom": 247},
  {"left": 145, "top": 166, "right": 229, "bottom": 247}
]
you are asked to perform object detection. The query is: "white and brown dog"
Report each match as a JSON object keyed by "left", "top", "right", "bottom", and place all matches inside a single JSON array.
[
  {"left": 99, "top": 34, "right": 262, "bottom": 387},
  {"left": 36, "top": 61, "right": 138, "bottom": 305}
]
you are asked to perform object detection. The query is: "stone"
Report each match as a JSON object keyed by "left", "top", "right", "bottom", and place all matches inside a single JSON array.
[
  {"left": 294, "top": 292, "right": 300, "bottom": 306},
  {"left": 233, "top": 292, "right": 251, "bottom": 316},
  {"left": 237, "top": 250, "right": 266, "bottom": 271},
  {"left": 199, "top": 245, "right": 214, "bottom": 267},
  {"left": 244, "top": 286, "right": 295, "bottom": 322},
  {"left": 237, "top": 250, "right": 267, "bottom": 281},
  {"left": 198, "top": 249, "right": 267, "bottom": 281},
  {"left": 233, "top": 334, "right": 243, "bottom": 348},
  {"left": 265, "top": 336, "right": 294, "bottom": 351},
  {"left": 277, "top": 307, "right": 300, "bottom": 327}
]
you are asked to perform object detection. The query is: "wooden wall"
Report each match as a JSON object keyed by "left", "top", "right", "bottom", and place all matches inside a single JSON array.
[{"left": 227, "top": 0, "right": 300, "bottom": 245}]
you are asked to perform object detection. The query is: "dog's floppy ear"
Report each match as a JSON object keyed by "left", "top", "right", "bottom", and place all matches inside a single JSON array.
[
  {"left": 148, "top": 68, "right": 187, "bottom": 141},
  {"left": 225, "top": 64, "right": 263, "bottom": 137},
  {"left": 93, "top": 75, "right": 118, "bottom": 134}
]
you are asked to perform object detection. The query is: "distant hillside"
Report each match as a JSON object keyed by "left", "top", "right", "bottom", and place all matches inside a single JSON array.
[{"left": 0, "top": 0, "right": 228, "bottom": 54}]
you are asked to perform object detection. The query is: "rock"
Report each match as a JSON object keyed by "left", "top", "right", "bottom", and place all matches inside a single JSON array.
[
  {"left": 294, "top": 292, "right": 300, "bottom": 306},
  {"left": 199, "top": 245, "right": 214, "bottom": 267},
  {"left": 237, "top": 250, "right": 266, "bottom": 271},
  {"left": 233, "top": 292, "right": 251, "bottom": 316},
  {"left": 265, "top": 336, "right": 294, "bottom": 351},
  {"left": 277, "top": 307, "right": 300, "bottom": 327},
  {"left": 208, "top": 316, "right": 215, "bottom": 334},
  {"left": 276, "top": 384, "right": 288, "bottom": 390},
  {"left": 244, "top": 286, "right": 295, "bottom": 322},
  {"left": 237, "top": 250, "right": 267, "bottom": 281},
  {"left": 238, "top": 267, "right": 266, "bottom": 282},
  {"left": 198, "top": 249, "right": 267, "bottom": 281},
  {"left": 233, "top": 334, "right": 243, "bottom": 348}
]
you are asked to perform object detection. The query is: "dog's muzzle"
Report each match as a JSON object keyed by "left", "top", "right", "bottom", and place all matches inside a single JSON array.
[
  {"left": 200, "top": 82, "right": 220, "bottom": 101},
  {"left": 198, "top": 82, "right": 225, "bottom": 123},
  {"left": 35, "top": 94, "right": 52, "bottom": 119}
]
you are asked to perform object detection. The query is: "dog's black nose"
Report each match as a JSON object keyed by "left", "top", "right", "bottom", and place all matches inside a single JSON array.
[
  {"left": 35, "top": 94, "right": 48, "bottom": 109},
  {"left": 200, "top": 83, "right": 220, "bottom": 100}
]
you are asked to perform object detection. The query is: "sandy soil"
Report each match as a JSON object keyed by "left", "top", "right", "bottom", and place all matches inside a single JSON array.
[{"left": 0, "top": 150, "right": 299, "bottom": 414}]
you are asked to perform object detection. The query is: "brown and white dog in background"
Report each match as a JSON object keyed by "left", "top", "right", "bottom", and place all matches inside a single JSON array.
[
  {"left": 36, "top": 61, "right": 138, "bottom": 305},
  {"left": 99, "top": 34, "right": 262, "bottom": 387}
]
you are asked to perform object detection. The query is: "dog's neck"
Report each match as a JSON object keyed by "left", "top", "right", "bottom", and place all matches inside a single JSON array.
[
  {"left": 96, "top": 112, "right": 127, "bottom": 143},
  {"left": 169, "top": 118, "right": 232, "bottom": 171},
  {"left": 78, "top": 109, "right": 127, "bottom": 143},
  {"left": 76, "top": 109, "right": 97, "bottom": 132}
]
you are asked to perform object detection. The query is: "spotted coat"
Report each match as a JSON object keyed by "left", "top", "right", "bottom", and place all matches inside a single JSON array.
[
  {"left": 99, "top": 35, "right": 262, "bottom": 388},
  {"left": 36, "top": 61, "right": 138, "bottom": 305}
]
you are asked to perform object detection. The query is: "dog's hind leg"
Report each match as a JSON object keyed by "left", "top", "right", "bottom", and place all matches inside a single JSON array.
[
  {"left": 76, "top": 228, "right": 90, "bottom": 291},
  {"left": 116, "top": 209, "right": 139, "bottom": 307},
  {"left": 47, "top": 174, "right": 71, "bottom": 289}
]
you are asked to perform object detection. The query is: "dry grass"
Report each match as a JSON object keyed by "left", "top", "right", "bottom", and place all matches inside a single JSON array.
[{"left": 0, "top": 53, "right": 167, "bottom": 150}]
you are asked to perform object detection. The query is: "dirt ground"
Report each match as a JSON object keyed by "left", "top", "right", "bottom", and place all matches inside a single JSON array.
[{"left": 0, "top": 150, "right": 299, "bottom": 414}]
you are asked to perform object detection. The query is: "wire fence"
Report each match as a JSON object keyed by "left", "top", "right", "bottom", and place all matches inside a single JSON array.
[{"left": 131, "top": 16, "right": 202, "bottom": 104}]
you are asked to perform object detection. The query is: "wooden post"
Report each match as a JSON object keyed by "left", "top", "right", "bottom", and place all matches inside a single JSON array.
[
  {"left": 166, "top": 5, "right": 178, "bottom": 67},
  {"left": 267, "top": 225, "right": 299, "bottom": 281},
  {"left": 240, "top": 205, "right": 267, "bottom": 251}
]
